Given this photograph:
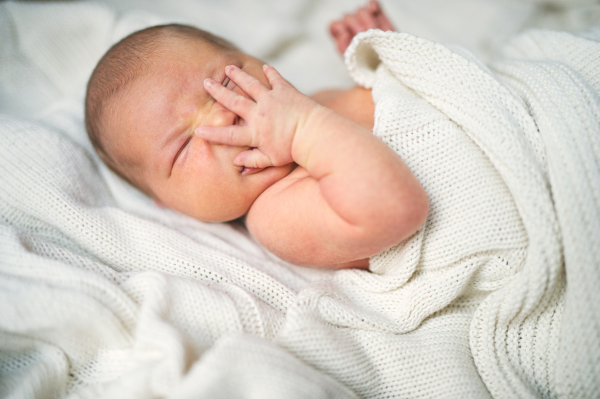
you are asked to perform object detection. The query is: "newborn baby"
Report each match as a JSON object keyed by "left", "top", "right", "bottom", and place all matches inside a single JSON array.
[{"left": 85, "top": 1, "right": 428, "bottom": 269}]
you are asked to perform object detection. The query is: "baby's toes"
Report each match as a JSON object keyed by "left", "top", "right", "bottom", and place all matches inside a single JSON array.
[
  {"left": 329, "top": 20, "right": 345, "bottom": 38},
  {"left": 330, "top": 21, "right": 352, "bottom": 54},
  {"left": 368, "top": 0, "right": 381, "bottom": 13},
  {"left": 356, "top": 7, "right": 377, "bottom": 30},
  {"left": 375, "top": 11, "right": 396, "bottom": 32},
  {"left": 343, "top": 13, "right": 366, "bottom": 35}
]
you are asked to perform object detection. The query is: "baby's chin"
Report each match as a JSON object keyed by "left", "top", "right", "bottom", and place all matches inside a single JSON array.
[
  {"left": 156, "top": 163, "right": 296, "bottom": 223},
  {"left": 199, "top": 163, "right": 296, "bottom": 223}
]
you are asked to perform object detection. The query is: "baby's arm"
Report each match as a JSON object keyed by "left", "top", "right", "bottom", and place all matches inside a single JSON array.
[
  {"left": 197, "top": 65, "right": 428, "bottom": 267},
  {"left": 330, "top": 0, "right": 396, "bottom": 55}
]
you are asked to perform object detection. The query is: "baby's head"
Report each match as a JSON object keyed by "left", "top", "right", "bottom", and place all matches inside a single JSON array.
[{"left": 86, "top": 24, "right": 294, "bottom": 222}]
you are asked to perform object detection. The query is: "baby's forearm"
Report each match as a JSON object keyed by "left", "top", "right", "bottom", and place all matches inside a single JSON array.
[{"left": 292, "top": 105, "right": 429, "bottom": 250}]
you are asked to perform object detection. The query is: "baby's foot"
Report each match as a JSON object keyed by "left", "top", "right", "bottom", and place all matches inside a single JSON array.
[{"left": 329, "top": 0, "right": 396, "bottom": 55}]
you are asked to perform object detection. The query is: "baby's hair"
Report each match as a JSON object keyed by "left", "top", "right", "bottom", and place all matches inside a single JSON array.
[{"left": 85, "top": 23, "right": 237, "bottom": 186}]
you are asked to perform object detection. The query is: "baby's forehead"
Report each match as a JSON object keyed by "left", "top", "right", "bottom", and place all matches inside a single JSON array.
[
  {"left": 105, "top": 35, "right": 239, "bottom": 161},
  {"left": 104, "top": 65, "right": 190, "bottom": 168},
  {"left": 162, "top": 35, "right": 233, "bottom": 60},
  {"left": 101, "top": 80, "right": 160, "bottom": 166}
]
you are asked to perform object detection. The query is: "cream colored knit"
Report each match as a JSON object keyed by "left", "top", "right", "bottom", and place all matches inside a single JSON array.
[
  {"left": 345, "top": 28, "right": 600, "bottom": 398},
  {"left": 1, "top": 4, "right": 599, "bottom": 398}
]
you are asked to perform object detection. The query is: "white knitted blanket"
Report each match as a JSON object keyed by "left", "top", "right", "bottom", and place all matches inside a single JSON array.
[
  {"left": 344, "top": 28, "right": 600, "bottom": 397},
  {"left": 1, "top": 10, "right": 600, "bottom": 399}
]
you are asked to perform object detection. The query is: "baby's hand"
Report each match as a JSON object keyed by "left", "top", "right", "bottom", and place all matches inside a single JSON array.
[
  {"left": 330, "top": 0, "right": 396, "bottom": 55},
  {"left": 195, "top": 65, "right": 318, "bottom": 169}
]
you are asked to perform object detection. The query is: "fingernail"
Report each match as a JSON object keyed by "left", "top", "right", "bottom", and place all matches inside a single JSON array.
[
  {"left": 204, "top": 78, "right": 214, "bottom": 87},
  {"left": 263, "top": 64, "right": 270, "bottom": 71},
  {"left": 225, "top": 65, "right": 236, "bottom": 73},
  {"left": 233, "top": 155, "right": 244, "bottom": 166}
]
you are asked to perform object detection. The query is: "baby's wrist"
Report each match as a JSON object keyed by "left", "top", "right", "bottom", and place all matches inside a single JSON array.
[
  {"left": 291, "top": 102, "right": 368, "bottom": 171},
  {"left": 291, "top": 103, "right": 337, "bottom": 167}
]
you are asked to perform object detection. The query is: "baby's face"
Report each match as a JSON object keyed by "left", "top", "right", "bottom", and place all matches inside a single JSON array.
[{"left": 105, "top": 38, "right": 294, "bottom": 222}]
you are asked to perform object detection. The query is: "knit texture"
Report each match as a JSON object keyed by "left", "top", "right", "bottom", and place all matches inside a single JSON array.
[
  {"left": 1, "top": 3, "right": 600, "bottom": 398},
  {"left": 346, "top": 28, "right": 600, "bottom": 398}
]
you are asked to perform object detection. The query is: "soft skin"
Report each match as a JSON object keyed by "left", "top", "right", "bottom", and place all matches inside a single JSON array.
[
  {"left": 197, "top": 65, "right": 428, "bottom": 268},
  {"left": 101, "top": 1, "right": 428, "bottom": 268}
]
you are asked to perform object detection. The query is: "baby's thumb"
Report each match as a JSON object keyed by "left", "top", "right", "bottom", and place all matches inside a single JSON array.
[{"left": 234, "top": 148, "right": 274, "bottom": 169}]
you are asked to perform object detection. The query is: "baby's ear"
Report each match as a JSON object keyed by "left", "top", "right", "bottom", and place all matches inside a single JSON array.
[{"left": 154, "top": 199, "right": 167, "bottom": 208}]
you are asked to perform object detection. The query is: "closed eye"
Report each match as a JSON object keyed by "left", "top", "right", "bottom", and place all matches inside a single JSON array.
[{"left": 172, "top": 136, "right": 193, "bottom": 169}]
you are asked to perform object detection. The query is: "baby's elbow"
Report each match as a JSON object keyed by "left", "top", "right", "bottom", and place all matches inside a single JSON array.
[
  {"left": 388, "top": 187, "right": 429, "bottom": 243},
  {"left": 410, "top": 189, "right": 430, "bottom": 231}
]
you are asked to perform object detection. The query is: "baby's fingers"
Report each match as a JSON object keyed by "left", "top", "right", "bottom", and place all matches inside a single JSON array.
[
  {"left": 204, "top": 78, "right": 254, "bottom": 117},
  {"left": 224, "top": 65, "right": 269, "bottom": 99},
  {"left": 262, "top": 64, "right": 289, "bottom": 90},
  {"left": 195, "top": 125, "right": 253, "bottom": 147},
  {"left": 234, "top": 148, "right": 275, "bottom": 169}
]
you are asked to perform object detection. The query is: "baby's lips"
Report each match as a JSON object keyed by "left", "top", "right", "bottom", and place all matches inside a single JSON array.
[{"left": 241, "top": 167, "right": 265, "bottom": 175}]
